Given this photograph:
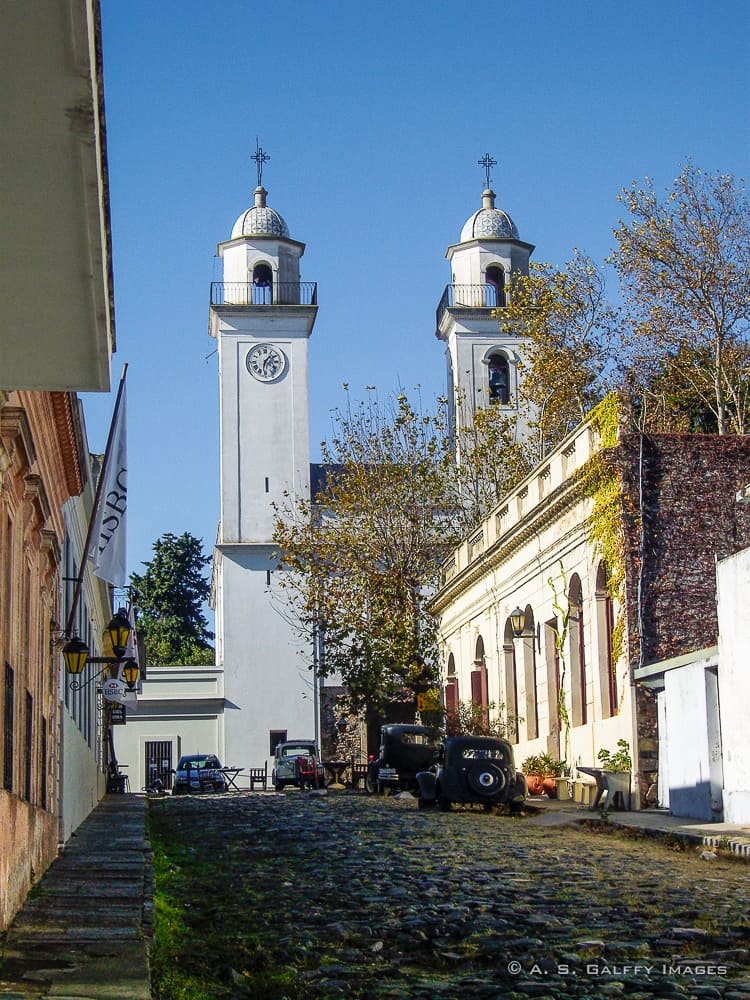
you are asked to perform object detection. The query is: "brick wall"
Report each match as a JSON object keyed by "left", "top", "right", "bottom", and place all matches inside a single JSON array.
[{"left": 616, "top": 433, "right": 750, "bottom": 669}]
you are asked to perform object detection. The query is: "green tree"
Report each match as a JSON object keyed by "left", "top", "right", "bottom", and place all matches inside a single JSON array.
[
  {"left": 130, "top": 532, "right": 214, "bottom": 666},
  {"left": 452, "top": 395, "right": 534, "bottom": 526},
  {"left": 498, "top": 250, "right": 621, "bottom": 458},
  {"left": 611, "top": 164, "right": 750, "bottom": 434},
  {"left": 273, "top": 391, "right": 464, "bottom": 714}
]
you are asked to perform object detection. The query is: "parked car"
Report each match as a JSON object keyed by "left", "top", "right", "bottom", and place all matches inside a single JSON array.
[
  {"left": 365, "top": 724, "right": 441, "bottom": 795},
  {"left": 272, "top": 740, "right": 324, "bottom": 791},
  {"left": 172, "top": 754, "right": 227, "bottom": 795},
  {"left": 415, "top": 736, "right": 527, "bottom": 812}
]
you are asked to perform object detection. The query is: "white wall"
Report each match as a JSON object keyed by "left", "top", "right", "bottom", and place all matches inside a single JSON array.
[
  {"left": 113, "top": 665, "right": 225, "bottom": 791},
  {"left": 662, "top": 657, "right": 722, "bottom": 821},
  {"left": 717, "top": 547, "right": 750, "bottom": 823},
  {"left": 220, "top": 549, "right": 317, "bottom": 774},
  {"left": 60, "top": 712, "right": 107, "bottom": 842}
]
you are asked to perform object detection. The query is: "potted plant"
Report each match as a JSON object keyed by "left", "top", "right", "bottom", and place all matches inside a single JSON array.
[
  {"left": 521, "top": 754, "right": 545, "bottom": 796},
  {"left": 596, "top": 739, "right": 632, "bottom": 773},
  {"left": 538, "top": 752, "right": 567, "bottom": 799}
]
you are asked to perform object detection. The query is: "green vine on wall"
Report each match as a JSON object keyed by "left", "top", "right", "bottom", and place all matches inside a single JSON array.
[
  {"left": 548, "top": 563, "right": 572, "bottom": 766},
  {"left": 583, "top": 394, "right": 627, "bottom": 675}
]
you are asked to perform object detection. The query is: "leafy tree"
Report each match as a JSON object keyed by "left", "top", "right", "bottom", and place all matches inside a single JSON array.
[
  {"left": 610, "top": 164, "right": 750, "bottom": 434},
  {"left": 130, "top": 532, "right": 214, "bottom": 666},
  {"left": 273, "top": 391, "right": 465, "bottom": 714},
  {"left": 452, "top": 396, "right": 534, "bottom": 526},
  {"left": 498, "top": 250, "right": 621, "bottom": 458}
]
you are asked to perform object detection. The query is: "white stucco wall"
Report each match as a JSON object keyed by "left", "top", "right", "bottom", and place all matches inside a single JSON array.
[
  {"left": 218, "top": 548, "right": 317, "bottom": 774},
  {"left": 112, "top": 665, "right": 225, "bottom": 791},
  {"left": 717, "top": 546, "right": 750, "bottom": 823},
  {"left": 60, "top": 712, "right": 107, "bottom": 843},
  {"left": 662, "top": 656, "right": 722, "bottom": 821}
]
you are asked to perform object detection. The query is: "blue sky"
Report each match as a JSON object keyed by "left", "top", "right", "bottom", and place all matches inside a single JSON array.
[{"left": 86, "top": 0, "right": 749, "bottom": 599}]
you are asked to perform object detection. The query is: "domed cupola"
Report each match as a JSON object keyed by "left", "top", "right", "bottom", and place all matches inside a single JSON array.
[
  {"left": 460, "top": 189, "right": 520, "bottom": 242},
  {"left": 231, "top": 186, "right": 290, "bottom": 239}
]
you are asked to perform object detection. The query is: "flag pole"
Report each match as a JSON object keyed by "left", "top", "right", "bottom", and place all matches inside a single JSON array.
[{"left": 64, "top": 363, "right": 128, "bottom": 639}]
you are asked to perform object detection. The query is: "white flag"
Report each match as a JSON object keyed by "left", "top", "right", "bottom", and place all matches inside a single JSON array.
[{"left": 91, "top": 385, "right": 127, "bottom": 585}]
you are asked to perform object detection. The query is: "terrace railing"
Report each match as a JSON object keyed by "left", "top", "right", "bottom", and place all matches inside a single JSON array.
[
  {"left": 435, "top": 283, "right": 505, "bottom": 330},
  {"left": 210, "top": 281, "right": 317, "bottom": 307}
]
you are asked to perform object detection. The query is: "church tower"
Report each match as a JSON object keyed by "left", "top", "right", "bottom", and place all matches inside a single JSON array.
[
  {"left": 209, "top": 148, "right": 318, "bottom": 773},
  {"left": 436, "top": 157, "right": 535, "bottom": 446}
]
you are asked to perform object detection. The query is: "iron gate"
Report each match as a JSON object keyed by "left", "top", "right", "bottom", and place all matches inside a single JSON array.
[{"left": 145, "top": 740, "right": 173, "bottom": 790}]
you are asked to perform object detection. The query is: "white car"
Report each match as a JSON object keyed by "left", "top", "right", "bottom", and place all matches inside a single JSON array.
[
  {"left": 272, "top": 741, "right": 324, "bottom": 790},
  {"left": 171, "top": 754, "right": 227, "bottom": 794}
]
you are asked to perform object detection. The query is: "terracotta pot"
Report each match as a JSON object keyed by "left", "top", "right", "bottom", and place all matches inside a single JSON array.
[
  {"left": 542, "top": 776, "right": 558, "bottom": 799},
  {"left": 526, "top": 774, "right": 545, "bottom": 796}
]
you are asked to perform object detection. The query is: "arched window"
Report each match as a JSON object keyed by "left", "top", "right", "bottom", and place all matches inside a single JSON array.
[
  {"left": 595, "top": 562, "right": 617, "bottom": 718},
  {"left": 544, "top": 617, "right": 562, "bottom": 740},
  {"left": 251, "top": 263, "right": 273, "bottom": 303},
  {"left": 445, "top": 652, "right": 459, "bottom": 725},
  {"left": 471, "top": 636, "right": 489, "bottom": 727},
  {"left": 487, "top": 353, "right": 510, "bottom": 405},
  {"left": 503, "top": 619, "right": 520, "bottom": 743},
  {"left": 568, "top": 574, "right": 587, "bottom": 726},
  {"left": 485, "top": 265, "right": 506, "bottom": 307},
  {"left": 522, "top": 605, "right": 539, "bottom": 740}
]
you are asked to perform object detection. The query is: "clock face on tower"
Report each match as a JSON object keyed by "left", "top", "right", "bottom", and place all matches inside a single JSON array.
[{"left": 245, "top": 344, "right": 287, "bottom": 382}]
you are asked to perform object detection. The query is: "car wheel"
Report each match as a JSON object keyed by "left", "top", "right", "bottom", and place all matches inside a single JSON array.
[
  {"left": 274, "top": 781, "right": 284, "bottom": 792},
  {"left": 467, "top": 763, "right": 505, "bottom": 797},
  {"left": 417, "top": 795, "right": 433, "bottom": 810},
  {"left": 364, "top": 768, "right": 378, "bottom": 795}
]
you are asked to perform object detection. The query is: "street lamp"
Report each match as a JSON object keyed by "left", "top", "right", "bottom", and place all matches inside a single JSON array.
[
  {"left": 62, "top": 609, "right": 134, "bottom": 691},
  {"left": 105, "top": 608, "right": 132, "bottom": 658},
  {"left": 62, "top": 635, "right": 89, "bottom": 675},
  {"left": 121, "top": 659, "right": 139, "bottom": 690},
  {"left": 509, "top": 606, "right": 526, "bottom": 639}
]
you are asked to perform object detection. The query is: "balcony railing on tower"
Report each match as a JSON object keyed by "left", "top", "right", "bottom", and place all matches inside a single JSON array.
[
  {"left": 435, "top": 283, "right": 506, "bottom": 330},
  {"left": 210, "top": 281, "right": 318, "bottom": 307}
]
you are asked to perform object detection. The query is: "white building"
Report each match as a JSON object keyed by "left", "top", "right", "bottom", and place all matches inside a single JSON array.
[
  {"left": 209, "top": 179, "right": 320, "bottom": 773},
  {"left": 113, "top": 664, "right": 225, "bottom": 792}
]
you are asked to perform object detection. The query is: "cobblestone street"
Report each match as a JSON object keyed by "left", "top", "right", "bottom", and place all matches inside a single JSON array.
[{"left": 150, "top": 792, "right": 750, "bottom": 999}]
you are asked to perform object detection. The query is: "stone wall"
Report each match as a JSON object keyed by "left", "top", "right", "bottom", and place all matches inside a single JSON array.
[{"left": 616, "top": 433, "right": 750, "bottom": 669}]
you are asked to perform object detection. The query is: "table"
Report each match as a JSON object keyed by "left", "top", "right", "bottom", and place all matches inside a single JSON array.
[
  {"left": 322, "top": 760, "right": 349, "bottom": 789},
  {"left": 220, "top": 767, "right": 244, "bottom": 791}
]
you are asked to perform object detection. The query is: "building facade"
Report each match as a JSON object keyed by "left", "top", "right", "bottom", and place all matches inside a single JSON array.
[
  {"left": 433, "top": 403, "right": 750, "bottom": 811},
  {"left": 113, "top": 664, "right": 225, "bottom": 792},
  {"left": 0, "top": 0, "right": 116, "bottom": 929},
  {"left": 0, "top": 392, "right": 111, "bottom": 927}
]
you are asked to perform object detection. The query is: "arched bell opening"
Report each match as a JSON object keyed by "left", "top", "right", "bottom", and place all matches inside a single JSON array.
[{"left": 251, "top": 262, "right": 273, "bottom": 303}]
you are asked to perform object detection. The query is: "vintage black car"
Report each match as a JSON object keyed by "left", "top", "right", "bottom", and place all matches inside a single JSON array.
[
  {"left": 415, "top": 735, "right": 527, "bottom": 811},
  {"left": 365, "top": 724, "right": 441, "bottom": 794}
]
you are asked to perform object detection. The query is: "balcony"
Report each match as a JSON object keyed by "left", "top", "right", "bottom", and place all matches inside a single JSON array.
[
  {"left": 210, "top": 282, "right": 318, "bottom": 307},
  {"left": 435, "top": 283, "right": 505, "bottom": 333}
]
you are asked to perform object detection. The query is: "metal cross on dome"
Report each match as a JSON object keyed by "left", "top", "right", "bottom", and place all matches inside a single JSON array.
[
  {"left": 251, "top": 138, "right": 270, "bottom": 188},
  {"left": 478, "top": 152, "right": 497, "bottom": 190}
]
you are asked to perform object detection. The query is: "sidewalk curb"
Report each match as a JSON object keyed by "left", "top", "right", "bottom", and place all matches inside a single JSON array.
[{"left": 528, "top": 800, "right": 750, "bottom": 861}]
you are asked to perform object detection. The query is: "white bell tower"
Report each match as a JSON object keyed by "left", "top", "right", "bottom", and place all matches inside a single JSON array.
[
  {"left": 209, "top": 148, "right": 318, "bottom": 774},
  {"left": 436, "top": 156, "right": 535, "bottom": 445}
]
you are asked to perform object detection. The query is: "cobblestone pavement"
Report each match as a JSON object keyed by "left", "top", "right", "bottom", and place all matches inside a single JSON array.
[{"left": 152, "top": 791, "right": 750, "bottom": 999}]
